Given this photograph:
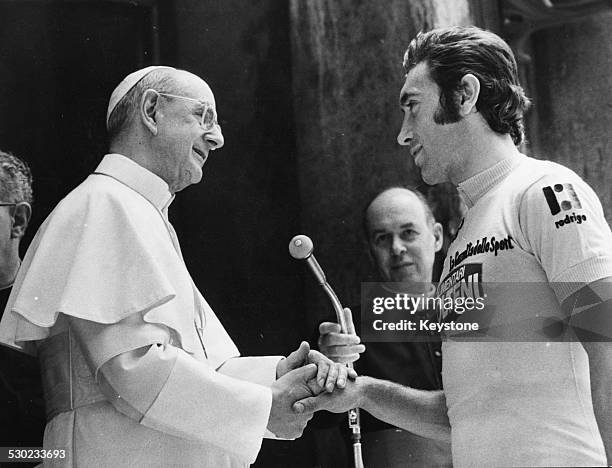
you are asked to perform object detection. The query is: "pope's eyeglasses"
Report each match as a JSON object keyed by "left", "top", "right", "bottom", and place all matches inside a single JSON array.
[{"left": 154, "top": 91, "right": 218, "bottom": 131}]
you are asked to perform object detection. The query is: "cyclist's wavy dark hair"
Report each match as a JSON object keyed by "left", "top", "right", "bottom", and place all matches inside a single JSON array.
[{"left": 403, "top": 26, "right": 530, "bottom": 145}]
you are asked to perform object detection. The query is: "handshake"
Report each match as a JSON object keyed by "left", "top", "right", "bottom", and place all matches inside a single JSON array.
[{"left": 267, "top": 308, "right": 366, "bottom": 439}]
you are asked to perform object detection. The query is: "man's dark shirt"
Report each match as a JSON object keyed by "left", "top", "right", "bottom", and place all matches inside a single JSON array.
[
  {"left": 0, "top": 286, "right": 46, "bottom": 454},
  {"left": 353, "top": 283, "right": 443, "bottom": 432},
  {"left": 314, "top": 283, "right": 443, "bottom": 432}
]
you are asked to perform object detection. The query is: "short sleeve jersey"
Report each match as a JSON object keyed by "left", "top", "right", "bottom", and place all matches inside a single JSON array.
[{"left": 437, "top": 155, "right": 612, "bottom": 467}]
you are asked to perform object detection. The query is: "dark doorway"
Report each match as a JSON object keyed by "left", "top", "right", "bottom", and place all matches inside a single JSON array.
[{"left": 0, "top": 1, "right": 162, "bottom": 245}]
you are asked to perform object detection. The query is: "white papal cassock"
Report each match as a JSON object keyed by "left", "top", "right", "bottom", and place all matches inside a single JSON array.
[{"left": 0, "top": 153, "right": 282, "bottom": 467}]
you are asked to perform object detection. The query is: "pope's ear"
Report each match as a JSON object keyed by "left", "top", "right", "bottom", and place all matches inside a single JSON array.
[
  {"left": 10, "top": 202, "right": 31, "bottom": 239},
  {"left": 140, "top": 89, "right": 160, "bottom": 135}
]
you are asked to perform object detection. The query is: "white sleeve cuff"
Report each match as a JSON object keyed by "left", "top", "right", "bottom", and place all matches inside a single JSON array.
[
  {"left": 217, "top": 355, "right": 282, "bottom": 385},
  {"left": 142, "top": 349, "right": 272, "bottom": 464}
]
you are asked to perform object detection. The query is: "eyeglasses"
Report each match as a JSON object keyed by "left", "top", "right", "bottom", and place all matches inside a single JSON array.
[
  {"left": 155, "top": 91, "right": 218, "bottom": 131},
  {"left": 0, "top": 202, "right": 30, "bottom": 210}
]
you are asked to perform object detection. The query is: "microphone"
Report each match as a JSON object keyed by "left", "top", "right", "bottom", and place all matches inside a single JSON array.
[
  {"left": 289, "top": 235, "right": 349, "bottom": 332},
  {"left": 288, "top": 234, "right": 326, "bottom": 282},
  {"left": 289, "top": 234, "right": 364, "bottom": 468}
]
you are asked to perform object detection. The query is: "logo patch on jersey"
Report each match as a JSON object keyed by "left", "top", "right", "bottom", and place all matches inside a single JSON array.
[
  {"left": 555, "top": 212, "right": 587, "bottom": 229},
  {"left": 542, "top": 183, "right": 582, "bottom": 215},
  {"left": 448, "top": 234, "right": 514, "bottom": 270},
  {"left": 438, "top": 263, "right": 483, "bottom": 322}
]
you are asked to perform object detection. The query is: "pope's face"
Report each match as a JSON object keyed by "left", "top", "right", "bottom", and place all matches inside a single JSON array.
[
  {"left": 396, "top": 62, "right": 462, "bottom": 185},
  {"left": 154, "top": 72, "right": 224, "bottom": 193}
]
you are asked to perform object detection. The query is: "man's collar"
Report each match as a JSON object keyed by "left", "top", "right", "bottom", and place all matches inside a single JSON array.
[
  {"left": 95, "top": 154, "right": 174, "bottom": 212},
  {"left": 457, "top": 154, "right": 526, "bottom": 209}
]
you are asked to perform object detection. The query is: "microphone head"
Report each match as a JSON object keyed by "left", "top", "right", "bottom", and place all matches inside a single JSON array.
[{"left": 289, "top": 235, "right": 314, "bottom": 260}]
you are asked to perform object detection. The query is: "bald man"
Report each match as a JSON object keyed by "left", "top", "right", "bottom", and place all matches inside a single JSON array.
[
  {"left": 317, "top": 187, "right": 451, "bottom": 467},
  {"left": 0, "top": 66, "right": 349, "bottom": 467}
]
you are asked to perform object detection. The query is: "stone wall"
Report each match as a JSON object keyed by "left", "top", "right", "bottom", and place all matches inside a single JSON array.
[
  {"left": 289, "top": 0, "right": 471, "bottom": 331},
  {"left": 529, "top": 11, "right": 612, "bottom": 222}
]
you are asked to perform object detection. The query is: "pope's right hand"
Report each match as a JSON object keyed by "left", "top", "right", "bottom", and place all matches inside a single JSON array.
[
  {"left": 267, "top": 364, "right": 318, "bottom": 439},
  {"left": 318, "top": 308, "right": 365, "bottom": 364}
]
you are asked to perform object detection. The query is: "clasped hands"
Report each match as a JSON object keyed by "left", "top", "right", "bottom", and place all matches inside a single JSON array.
[{"left": 267, "top": 308, "right": 366, "bottom": 438}]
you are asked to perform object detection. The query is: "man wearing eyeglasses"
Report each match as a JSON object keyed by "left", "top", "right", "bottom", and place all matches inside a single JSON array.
[
  {"left": 0, "top": 151, "right": 32, "bottom": 300},
  {"left": 0, "top": 150, "right": 45, "bottom": 455},
  {"left": 0, "top": 66, "right": 348, "bottom": 467}
]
